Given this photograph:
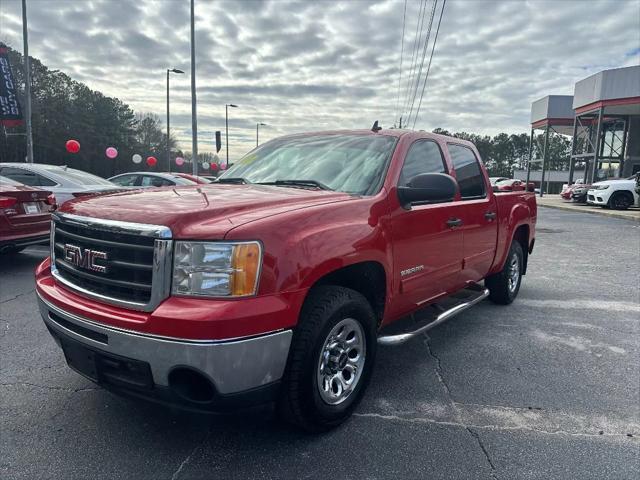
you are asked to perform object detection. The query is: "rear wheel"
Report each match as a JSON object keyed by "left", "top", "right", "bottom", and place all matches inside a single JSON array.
[
  {"left": 486, "top": 241, "right": 523, "bottom": 305},
  {"left": 608, "top": 192, "right": 633, "bottom": 210},
  {"left": 278, "top": 286, "right": 376, "bottom": 432}
]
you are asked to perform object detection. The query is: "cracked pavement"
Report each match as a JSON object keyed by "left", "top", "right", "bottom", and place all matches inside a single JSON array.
[{"left": 1, "top": 209, "right": 639, "bottom": 479}]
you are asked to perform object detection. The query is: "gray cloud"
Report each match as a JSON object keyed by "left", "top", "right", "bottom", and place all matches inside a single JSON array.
[{"left": 0, "top": 0, "right": 638, "bottom": 160}]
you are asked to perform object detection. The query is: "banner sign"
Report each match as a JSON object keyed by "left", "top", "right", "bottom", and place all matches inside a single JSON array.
[{"left": 0, "top": 45, "right": 23, "bottom": 127}]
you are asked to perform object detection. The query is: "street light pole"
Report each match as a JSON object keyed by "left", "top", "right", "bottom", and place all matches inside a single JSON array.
[
  {"left": 21, "top": 0, "right": 33, "bottom": 163},
  {"left": 166, "top": 68, "right": 184, "bottom": 172},
  {"left": 190, "top": 0, "right": 198, "bottom": 176},
  {"left": 225, "top": 104, "right": 237, "bottom": 166},
  {"left": 256, "top": 122, "right": 266, "bottom": 147}
]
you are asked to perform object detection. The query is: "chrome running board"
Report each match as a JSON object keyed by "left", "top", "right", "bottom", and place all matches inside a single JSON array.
[{"left": 377, "top": 284, "right": 489, "bottom": 346}]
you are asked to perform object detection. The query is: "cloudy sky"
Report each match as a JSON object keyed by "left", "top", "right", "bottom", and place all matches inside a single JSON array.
[{"left": 1, "top": 0, "right": 639, "bottom": 159}]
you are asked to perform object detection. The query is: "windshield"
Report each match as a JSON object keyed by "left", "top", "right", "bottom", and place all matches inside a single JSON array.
[
  {"left": 220, "top": 134, "right": 397, "bottom": 195},
  {"left": 42, "top": 165, "right": 114, "bottom": 185}
]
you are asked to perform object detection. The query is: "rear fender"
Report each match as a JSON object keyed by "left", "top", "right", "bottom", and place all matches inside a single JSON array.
[{"left": 489, "top": 201, "right": 533, "bottom": 275}]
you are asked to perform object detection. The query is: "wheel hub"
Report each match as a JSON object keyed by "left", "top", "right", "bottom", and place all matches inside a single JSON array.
[{"left": 317, "top": 318, "right": 366, "bottom": 405}]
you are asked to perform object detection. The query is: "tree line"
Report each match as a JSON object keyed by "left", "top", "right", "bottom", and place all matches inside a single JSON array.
[{"left": 0, "top": 44, "right": 569, "bottom": 179}]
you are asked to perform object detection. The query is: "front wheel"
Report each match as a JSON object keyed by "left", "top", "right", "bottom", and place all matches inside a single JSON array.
[
  {"left": 486, "top": 241, "right": 524, "bottom": 305},
  {"left": 278, "top": 286, "right": 377, "bottom": 432},
  {"left": 608, "top": 192, "right": 633, "bottom": 210}
]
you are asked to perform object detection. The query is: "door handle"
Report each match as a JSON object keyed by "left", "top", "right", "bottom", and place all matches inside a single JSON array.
[
  {"left": 484, "top": 211, "right": 497, "bottom": 221},
  {"left": 446, "top": 218, "right": 463, "bottom": 228}
]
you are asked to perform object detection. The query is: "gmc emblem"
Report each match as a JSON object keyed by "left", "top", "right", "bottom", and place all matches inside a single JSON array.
[{"left": 63, "top": 244, "right": 108, "bottom": 273}]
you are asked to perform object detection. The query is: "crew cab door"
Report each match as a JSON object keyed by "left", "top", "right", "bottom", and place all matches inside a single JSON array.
[
  {"left": 389, "top": 140, "right": 463, "bottom": 314},
  {"left": 446, "top": 143, "right": 498, "bottom": 284}
]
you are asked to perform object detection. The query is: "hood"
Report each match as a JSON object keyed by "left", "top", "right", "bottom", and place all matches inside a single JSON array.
[
  {"left": 59, "top": 183, "right": 354, "bottom": 238},
  {"left": 591, "top": 179, "right": 633, "bottom": 187}
]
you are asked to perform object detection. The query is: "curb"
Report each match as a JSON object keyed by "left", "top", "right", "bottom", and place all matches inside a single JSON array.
[{"left": 537, "top": 202, "right": 640, "bottom": 222}]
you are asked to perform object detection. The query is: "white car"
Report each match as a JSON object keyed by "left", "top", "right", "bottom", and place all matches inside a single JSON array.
[
  {"left": 108, "top": 172, "right": 197, "bottom": 188},
  {"left": 587, "top": 176, "right": 639, "bottom": 210},
  {"left": 0, "top": 163, "right": 118, "bottom": 205}
]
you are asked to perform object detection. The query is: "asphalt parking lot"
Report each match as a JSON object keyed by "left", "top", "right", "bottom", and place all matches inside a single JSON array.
[{"left": 1, "top": 207, "right": 638, "bottom": 480}]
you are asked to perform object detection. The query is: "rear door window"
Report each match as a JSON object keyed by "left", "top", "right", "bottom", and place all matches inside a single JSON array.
[
  {"left": 141, "top": 175, "right": 173, "bottom": 187},
  {"left": 447, "top": 144, "right": 486, "bottom": 199},
  {"left": 0, "top": 167, "right": 57, "bottom": 187},
  {"left": 111, "top": 174, "right": 138, "bottom": 186}
]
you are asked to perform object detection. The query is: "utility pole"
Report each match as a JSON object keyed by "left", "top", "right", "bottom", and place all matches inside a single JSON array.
[
  {"left": 166, "top": 70, "right": 170, "bottom": 172},
  {"left": 225, "top": 104, "right": 237, "bottom": 166},
  {"left": 21, "top": 0, "right": 33, "bottom": 163},
  {"left": 166, "top": 68, "right": 184, "bottom": 172},
  {"left": 190, "top": 0, "right": 198, "bottom": 176},
  {"left": 256, "top": 122, "right": 266, "bottom": 147}
]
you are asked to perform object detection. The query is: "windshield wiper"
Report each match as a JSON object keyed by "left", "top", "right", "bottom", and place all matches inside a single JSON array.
[
  {"left": 215, "top": 177, "right": 252, "bottom": 185},
  {"left": 260, "top": 179, "right": 333, "bottom": 191}
]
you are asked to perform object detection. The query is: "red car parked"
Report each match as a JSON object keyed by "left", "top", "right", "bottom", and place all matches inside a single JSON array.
[
  {"left": 494, "top": 179, "right": 533, "bottom": 192},
  {"left": 0, "top": 176, "right": 56, "bottom": 254}
]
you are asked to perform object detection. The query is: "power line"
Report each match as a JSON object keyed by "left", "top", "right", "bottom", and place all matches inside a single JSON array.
[
  {"left": 406, "top": 0, "right": 437, "bottom": 127},
  {"left": 412, "top": 0, "right": 447, "bottom": 129},
  {"left": 401, "top": 0, "right": 427, "bottom": 121},
  {"left": 393, "top": 0, "right": 408, "bottom": 127}
]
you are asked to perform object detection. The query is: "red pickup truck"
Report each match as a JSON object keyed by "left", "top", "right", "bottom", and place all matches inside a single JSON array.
[{"left": 35, "top": 129, "right": 536, "bottom": 431}]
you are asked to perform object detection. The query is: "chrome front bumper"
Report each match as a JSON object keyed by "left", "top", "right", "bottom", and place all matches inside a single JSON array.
[{"left": 38, "top": 293, "right": 292, "bottom": 395}]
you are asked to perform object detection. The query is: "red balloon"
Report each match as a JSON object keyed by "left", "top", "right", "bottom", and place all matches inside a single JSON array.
[
  {"left": 146, "top": 156, "right": 157, "bottom": 167},
  {"left": 65, "top": 140, "right": 80, "bottom": 153},
  {"left": 211, "top": 163, "right": 218, "bottom": 171}
]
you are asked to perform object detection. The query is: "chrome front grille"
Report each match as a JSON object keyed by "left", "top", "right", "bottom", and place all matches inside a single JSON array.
[{"left": 51, "top": 213, "right": 173, "bottom": 312}]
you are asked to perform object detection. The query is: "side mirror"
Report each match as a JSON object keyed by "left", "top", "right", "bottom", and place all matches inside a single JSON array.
[{"left": 397, "top": 173, "right": 458, "bottom": 208}]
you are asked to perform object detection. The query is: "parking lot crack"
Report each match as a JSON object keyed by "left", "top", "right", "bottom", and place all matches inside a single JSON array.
[
  {"left": 423, "top": 333, "right": 454, "bottom": 400},
  {"left": 0, "top": 382, "right": 100, "bottom": 393},
  {"left": 353, "top": 412, "right": 634, "bottom": 439},
  {"left": 423, "top": 333, "right": 499, "bottom": 477},
  {"left": 467, "top": 427, "right": 498, "bottom": 479},
  {"left": 0, "top": 289, "right": 35, "bottom": 304},
  {"left": 171, "top": 428, "right": 211, "bottom": 480}
]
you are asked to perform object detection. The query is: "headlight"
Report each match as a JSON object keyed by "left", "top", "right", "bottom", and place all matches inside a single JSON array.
[
  {"left": 172, "top": 241, "right": 262, "bottom": 297},
  {"left": 595, "top": 185, "right": 610, "bottom": 190}
]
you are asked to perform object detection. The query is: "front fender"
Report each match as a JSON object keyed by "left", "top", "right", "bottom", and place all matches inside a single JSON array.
[{"left": 224, "top": 195, "right": 393, "bottom": 295}]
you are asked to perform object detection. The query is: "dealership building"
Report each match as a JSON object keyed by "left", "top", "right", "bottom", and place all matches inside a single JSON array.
[{"left": 520, "top": 65, "right": 640, "bottom": 195}]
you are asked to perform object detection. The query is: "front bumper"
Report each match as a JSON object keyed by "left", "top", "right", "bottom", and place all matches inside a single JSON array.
[
  {"left": 38, "top": 293, "right": 292, "bottom": 410},
  {"left": 587, "top": 190, "right": 608, "bottom": 205}
]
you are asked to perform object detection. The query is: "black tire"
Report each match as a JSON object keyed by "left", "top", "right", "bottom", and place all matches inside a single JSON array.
[
  {"left": 608, "top": 192, "right": 633, "bottom": 210},
  {"left": 486, "top": 241, "right": 524, "bottom": 305},
  {"left": 277, "top": 285, "right": 377, "bottom": 432}
]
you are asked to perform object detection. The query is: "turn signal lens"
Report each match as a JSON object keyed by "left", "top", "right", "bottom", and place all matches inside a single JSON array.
[{"left": 231, "top": 243, "right": 261, "bottom": 296}]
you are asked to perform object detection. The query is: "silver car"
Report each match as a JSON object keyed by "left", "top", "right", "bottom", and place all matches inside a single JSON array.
[
  {"left": 109, "top": 172, "right": 197, "bottom": 188},
  {"left": 0, "top": 163, "right": 118, "bottom": 205}
]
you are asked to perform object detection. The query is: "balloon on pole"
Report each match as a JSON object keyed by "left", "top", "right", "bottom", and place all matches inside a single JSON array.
[
  {"left": 175, "top": 157, "right": 185, "bottom": 166},
  {"left": 211, "top": 163, "right": 218, "bottom": 171},
  {"left": 202, "top": 162, "right": 210, "bottom": 170},
  {"left": 65, "top": 139, "right": 80, "bottom": 153},
  {"left": 105, "top": 147, "right": 118, "bottom": 159},
  {"left": 132, "top": 154, "right": 142, "bottom": 164},
  {"left": 146, "top": 156, "right": 157, "bottom": 167}
]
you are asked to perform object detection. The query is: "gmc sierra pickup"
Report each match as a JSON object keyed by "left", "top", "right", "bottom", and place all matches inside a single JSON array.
[{"left": 35, "top": 128, "right": 536, "bottom": 431}]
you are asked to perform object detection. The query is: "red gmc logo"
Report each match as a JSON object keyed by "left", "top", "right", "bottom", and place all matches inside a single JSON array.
[{"left": 63, "top": 244, "right": 108, "bottom": 273}]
